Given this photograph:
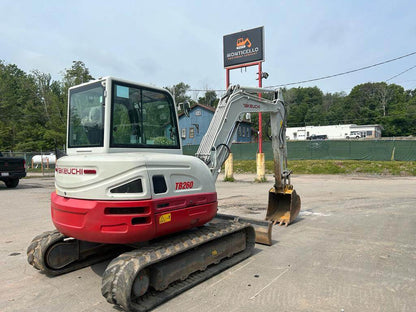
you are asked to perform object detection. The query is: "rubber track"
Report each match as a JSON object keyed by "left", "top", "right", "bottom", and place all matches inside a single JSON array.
[
  {"left": 101, "top": 220, "right": 255, "bottom": 312},
  {"left": 27, "top": 230, "right": 65, "bottom": 274},
  {"left": 26, "top": 230, "right": 125, "bottom": 276}
]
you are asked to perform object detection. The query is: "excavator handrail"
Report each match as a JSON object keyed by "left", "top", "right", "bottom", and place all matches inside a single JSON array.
[{"left": 234, "top": 85, "right": 279, "bottom": 95}]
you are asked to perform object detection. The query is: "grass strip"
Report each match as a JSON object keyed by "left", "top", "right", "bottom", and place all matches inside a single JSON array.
[{"left": 233, "top": 160, "right": 416, "bottom": 176}]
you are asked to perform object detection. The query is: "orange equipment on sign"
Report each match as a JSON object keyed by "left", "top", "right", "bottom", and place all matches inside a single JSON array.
[{"left": 236, "top": 37, "right": 251, "bottom": 49}]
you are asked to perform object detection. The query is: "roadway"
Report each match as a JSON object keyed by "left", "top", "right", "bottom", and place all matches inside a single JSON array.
[{"left": 1, "top": 174, "right": 415, "bottom": 311}]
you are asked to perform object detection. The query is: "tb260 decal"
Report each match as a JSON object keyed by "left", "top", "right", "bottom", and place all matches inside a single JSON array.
[{"left": 175, "top": 181, "right": 194, "bottom": 190}]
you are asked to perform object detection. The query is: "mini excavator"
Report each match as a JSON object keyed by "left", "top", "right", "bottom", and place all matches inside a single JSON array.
[{"left": 27, "top": 77, "right": 300, "bottom": 312}]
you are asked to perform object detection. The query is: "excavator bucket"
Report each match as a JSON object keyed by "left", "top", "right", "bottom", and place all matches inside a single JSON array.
[{"left": 266, "top": 187, "right": 301, "bottom": 226}]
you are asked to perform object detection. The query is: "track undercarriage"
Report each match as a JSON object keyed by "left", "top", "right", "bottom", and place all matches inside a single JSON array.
[
  {"left": 27, "top": 216, "right": 256, "bottom": 312},
  {"left": 27, "top": 230, "right": 130, "bottom": 276}
]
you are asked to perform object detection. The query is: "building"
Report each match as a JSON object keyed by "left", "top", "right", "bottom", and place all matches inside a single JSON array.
[
  {"left": 286, "top": 124, "right": 383, "bottom": 140},
  {"left": 178, "top": 103, "right": 252, "bottom": 145},
  {"left": 349, "top": 124, "right": 383, "bottom": 139},
  {"left": 235, "top": 120, "right": 252, "bottom": 143}
]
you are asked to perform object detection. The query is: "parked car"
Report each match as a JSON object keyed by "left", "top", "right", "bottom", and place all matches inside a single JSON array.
[
  {"left": 346, "top": 132, "right": 362, "bottom": 139},
  {"left": 306, "top": 134, "right": 328, "bottom": 140},
  {"left": 0, "top": 152, "right": 26, "bottom": 188}
]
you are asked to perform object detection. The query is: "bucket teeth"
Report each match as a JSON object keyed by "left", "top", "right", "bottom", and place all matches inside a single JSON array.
[{"left": 272, "top": 219, "right": 289, "bottom": 227}]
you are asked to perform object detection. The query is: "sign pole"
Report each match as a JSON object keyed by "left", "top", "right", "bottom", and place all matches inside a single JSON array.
[
  {"left": 223, "top": 26, "right": 266, "bottom": 181},
  {"left": 258, "top": 62, "right": 263, "bottom": 153},
  {"left": 224, "top": 67, "right": 233, "bottom": 180},
  {"left": 256, "top": 62, "right": 266, "bottom": 181},
  {"left": 226, "top": 68, "right": 230, "bottom": 89}
]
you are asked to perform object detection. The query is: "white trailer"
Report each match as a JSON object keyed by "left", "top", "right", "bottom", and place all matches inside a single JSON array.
[
  {"left": 286, "top": 124, "right": 382, "bottom": 140},
  {"left": 287, "top": 125, "right": 352, "bottom": 140}
]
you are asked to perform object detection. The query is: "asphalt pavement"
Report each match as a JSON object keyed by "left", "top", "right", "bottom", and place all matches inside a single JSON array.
[{"left": 1, "top": 174, "right": 415, "bottom": 311}]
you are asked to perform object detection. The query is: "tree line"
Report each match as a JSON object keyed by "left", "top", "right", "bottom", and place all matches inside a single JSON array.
[
  {"left": 0, "top": 60, "right": 93, "bottom": 152},
  {"left": 1, "top": 60, "right": 415, "bottom": 151},
  {"left": 171, "top": 81, "right": 416, "bottom": 140}
]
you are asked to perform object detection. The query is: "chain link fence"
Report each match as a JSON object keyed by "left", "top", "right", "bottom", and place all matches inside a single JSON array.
[
  {"left": 183, "top": 140, "right": 416, "bottom": 161},
  {"left": 0, "top": 150, "right": 66, "bottom": 176}
]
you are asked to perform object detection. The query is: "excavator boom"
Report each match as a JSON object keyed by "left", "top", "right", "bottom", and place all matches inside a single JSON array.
[{"left": 196, "top": 85, "right": 301, "bottom": 226}]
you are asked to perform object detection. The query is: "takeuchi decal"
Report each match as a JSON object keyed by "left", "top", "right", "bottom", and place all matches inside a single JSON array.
[
  {"left": 244, "top": 103, "right": 260, "bottom": 109},
  {"left": 55, "top": 167, "right": 96, "bottom": 175}
]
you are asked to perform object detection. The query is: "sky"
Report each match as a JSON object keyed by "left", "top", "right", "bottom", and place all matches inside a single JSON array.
[{"left": 1, "top": 0, "right": 415, "bottom": 98}]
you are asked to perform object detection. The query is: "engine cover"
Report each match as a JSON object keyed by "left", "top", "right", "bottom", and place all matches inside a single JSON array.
[
  {"left": 55, "top": 152, "right": 215, "bottom": 200},
  {"left": 52, "top": 152, "right": 218, "bottom": 243}
]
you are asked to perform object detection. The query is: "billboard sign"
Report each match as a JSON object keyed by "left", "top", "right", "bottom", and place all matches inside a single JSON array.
[{"left": 223, "top": 26, "right": 264, "bottom": 68}]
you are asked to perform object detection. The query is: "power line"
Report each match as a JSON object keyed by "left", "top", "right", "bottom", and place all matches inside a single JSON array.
[
  {"left": 189, "top": 51, "right": 416, "bottom": 93},
  {"left": 385, "top": 64, "right": 416, "bottom": 82},
  {"left": 265, "top": 51, "right": 416, "bottom": 88}
]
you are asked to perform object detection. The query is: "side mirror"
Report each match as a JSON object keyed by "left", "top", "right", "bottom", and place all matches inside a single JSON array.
[{"left": 178, "top": 101, "right": 191, "bottom": 117}]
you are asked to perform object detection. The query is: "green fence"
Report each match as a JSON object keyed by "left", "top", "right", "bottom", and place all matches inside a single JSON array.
[{"left": 183, "top": 140, "right": 416, "bottom": 161}]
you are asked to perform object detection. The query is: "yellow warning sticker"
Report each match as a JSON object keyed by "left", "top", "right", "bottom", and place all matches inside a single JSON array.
[{"left": 159, "top": 213, "right": 172, "bottom": 224}]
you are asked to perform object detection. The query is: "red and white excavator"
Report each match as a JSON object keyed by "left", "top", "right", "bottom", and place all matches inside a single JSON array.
[{"left": 27, "top": 77, "right": 300, "bottom": 312}]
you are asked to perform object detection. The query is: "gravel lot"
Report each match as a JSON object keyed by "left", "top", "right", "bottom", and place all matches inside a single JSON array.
[{"left": 1, "top": 174, "right": 415, "bottom": 311}]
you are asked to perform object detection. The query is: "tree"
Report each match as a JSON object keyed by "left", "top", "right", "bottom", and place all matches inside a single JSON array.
[
  {"left": 0, "top": 60, "right": 94, "bottom": 151},
  {"left": 323, "top": 92, "right": 347, "bottom": 125},
  {"left": 62, "top": 61, "right": 94, "bottom": 90},
  {"left": 0, "top": 61, "right": 38, "bottom": 150},
  {"left": 284, "top": 87, "right": 323, "bottom": 127},
  {"left": 31, "top": 70, "right": 66, "bottom": 150},
  {"left": 2, "top": 57, "right": 416, "bottom": 153},
  {"left": 198, "top": 90, "right": 219, "bottom": 107},
  {"left": 165, "top": 82, "right": 192, "bottom": 105}
]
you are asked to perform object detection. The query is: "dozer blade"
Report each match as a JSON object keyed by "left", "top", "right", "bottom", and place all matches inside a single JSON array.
[
  {"left": 266, "top": 187, "right": 301, "bottom": 226},
  {"left": 216, "top": 213, "right": 273, "bottom": 246}
]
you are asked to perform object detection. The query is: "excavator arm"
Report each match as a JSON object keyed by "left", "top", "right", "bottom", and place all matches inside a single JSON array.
[
  {"left": 196, "top": 85, "right": 301, "bottom": 226},
  {"left": 196, "top": 85, "right": 286, "bottom": 181}
]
